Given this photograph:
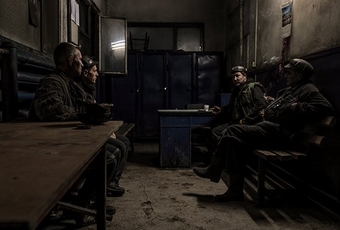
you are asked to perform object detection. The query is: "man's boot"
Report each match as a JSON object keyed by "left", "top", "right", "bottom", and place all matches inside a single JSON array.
[
  {"left": 192, "top": 155, "right": 225, "bottom": 183},
  {"left": 215, "top": 173, "right": 244, "bottom": 202}
]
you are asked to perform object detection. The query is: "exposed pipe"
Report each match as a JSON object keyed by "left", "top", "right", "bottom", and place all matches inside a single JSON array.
[
  {"left": 16, "top": 49, "right": 55, "bottom": 69},
  {"left": 239, "top": 0, "right": 244, "bottom": 64},
  {"left": 253, "top": 0, "right": 259, "bottom": 81},
  {"left": 254, "top": 0, "right": 259, "bottom": 69},
  {"left": 1, "top": 42, "right": 18, "bottom": 121}
]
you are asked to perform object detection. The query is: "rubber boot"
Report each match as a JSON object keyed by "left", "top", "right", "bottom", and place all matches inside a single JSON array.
[
  {"left": 215, "top": 173, "right": 244, "bottom": 202},
  {"left": 193, "top": 154, "right": 225, "bottom": 183}
]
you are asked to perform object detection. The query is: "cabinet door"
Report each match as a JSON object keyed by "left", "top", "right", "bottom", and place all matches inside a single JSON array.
[
  {"left": 196, "top": 53, "right": 222, "bottom": 106},
  {"left": 111, "top": 53, "right": 138, "bottom": 123},
  {"left": 168, "top": 53, "right": 194, "bottom": 109},
  {"left": 140, "top": 53, "right": 166, "bottom": 137}
]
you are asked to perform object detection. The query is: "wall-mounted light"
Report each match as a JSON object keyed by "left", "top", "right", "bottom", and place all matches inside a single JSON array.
[{"left": 111, "top": 40, "right": 126, "bottom": 50}]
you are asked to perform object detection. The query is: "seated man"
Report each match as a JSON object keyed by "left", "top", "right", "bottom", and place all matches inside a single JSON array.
[
  {"left": 29, "top": 42, "right": 116, "bottom": 226},
  {"left": 71, "top": 55, "right": 129, "bottom": 197},
  {"left": 29, "top": 42, "right": 80, "bottom": 121},
  {"left": 193, "top": 58, "right": 334, "bottom": 202},
  {"left": 208, "top": 65, "right": 267, "bottom": 150}
]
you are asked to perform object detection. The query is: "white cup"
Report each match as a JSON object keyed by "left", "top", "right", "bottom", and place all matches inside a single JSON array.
[{"left": 204, "top": 104, "right": 209, "bottom": 111}]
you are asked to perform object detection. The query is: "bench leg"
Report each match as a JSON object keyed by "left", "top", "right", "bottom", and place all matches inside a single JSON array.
[{"left": 257, "top": 158, "right": 266, "bottom": 206}]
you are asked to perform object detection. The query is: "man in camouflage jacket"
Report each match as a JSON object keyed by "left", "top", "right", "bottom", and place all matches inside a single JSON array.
[{"left": 29, "top": 42, "right": 83, "bottom": 121}]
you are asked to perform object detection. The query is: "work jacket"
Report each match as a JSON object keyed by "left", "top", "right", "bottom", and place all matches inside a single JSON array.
[
  {"left": 264, "top": 80, "right": 334, "bottom": 133},
  {"left": 29, "top": 70, "right": 78, "bottom": 121},
  {"left": 219, "top": 79, "right": 267, "bottom": 125}
]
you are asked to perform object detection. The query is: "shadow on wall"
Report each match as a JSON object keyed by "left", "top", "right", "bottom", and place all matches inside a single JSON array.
[
  {"left": 310, "top": 53, "right": 340, "bottom": 116},
  {"left": 256, "top": 67, "right": 287, "bottom": 98}
]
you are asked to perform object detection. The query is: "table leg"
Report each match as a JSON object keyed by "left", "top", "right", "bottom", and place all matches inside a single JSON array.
[{"left": 96, "top": 144, "right": 107, "bottom": 229}]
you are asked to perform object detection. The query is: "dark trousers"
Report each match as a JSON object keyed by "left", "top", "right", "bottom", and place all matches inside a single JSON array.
[
  {"left": 215, "top": 121, "right": 290, "bottom": 174},
  {"left": 74, "top": 135, "right": 129, "bottom": 205},
  {"left": 211, "top": 122, "right": 232, "bottom": 141},
  {"left": 74, "top": 146, "right": 118, "bottom": 206},
  {"left": 106, "top": 134, "right": 130, "bottom": 185},
  {"left": 210, "top": 122, "right": 232, "bottom": 153}
]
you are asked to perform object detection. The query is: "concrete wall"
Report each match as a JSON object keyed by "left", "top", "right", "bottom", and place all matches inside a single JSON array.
[
  {"left": 224, "top": 0, "right": 340, "bottom": 204},
  {"left": 106, "top": 0, "right": 226, "bottom": 52},
  {"left": 93, "top": 0, "right": 107, "bottom": 15},
  {"left": 1, "top": 0, "right": 339, "bottom": 76},
  {"left": 290, "top": 1, "right": 340, "bottom": 57},
  {"left": 226, "top": 0, "right": 340, "bottom": 71},
  {"left": 0, "top": 0, "right": 107, "bottom": 58},
  {"left": 0, "top": 1, "right": 42, "bottom": 51}
]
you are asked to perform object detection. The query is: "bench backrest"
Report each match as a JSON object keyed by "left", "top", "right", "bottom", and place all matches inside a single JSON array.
[
  {"left": 293, "top": 116, "right": 337, "bottom": 153},
  {"left": 17, "top": 62, "right": 53, "bottom": 117},
  {"left": 0, "top": 46, "right": 54, "bottom": 121}
]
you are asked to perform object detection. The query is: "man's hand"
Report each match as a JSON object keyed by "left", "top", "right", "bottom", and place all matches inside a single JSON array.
[
  {"left": 211, "top": 106, "right": 221, "bottom": 114},
  {"left": 264, "top": 96, "right": 275, "bottom": 102},
  {"left": 290, "top": 103, "right": 297, "bottom": 111},
  {"left": 110, "top": 132, "right": 116, "bottom": 139}
]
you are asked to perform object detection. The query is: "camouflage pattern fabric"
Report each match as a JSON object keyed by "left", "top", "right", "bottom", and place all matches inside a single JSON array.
[
  {"left": 29, "top": 70, "right": 78, "bottom": 121},
  {"left": 69, "top": 79, "right": 95, "bottom": 114},
  {"left": 231, "top": 80, "right": 267, "bottom": 125}
]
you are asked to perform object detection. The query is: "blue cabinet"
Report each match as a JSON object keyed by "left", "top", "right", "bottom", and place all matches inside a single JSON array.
[
  {"left": 111, "top": 51, "right": 222, "bottom": 138},
  {"left": 110, "top": 53, "right": 138, "bottom": 123},
  {"left": 158, "top": 110, "right": 215, "bottom": 167}
]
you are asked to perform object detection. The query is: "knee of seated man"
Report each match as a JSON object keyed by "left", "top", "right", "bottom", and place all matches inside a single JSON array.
[
  {"left": 110, "top": 148, "right": 121, "bottom": 161},
  {"left": 106, "top": 138, "right": 127, "bottom": 153},
  {"left": 106, "top": 143, "right": 120, "bottom": 154},
  {"left": 116, "top": 135, "right": 130, "bottom": 146},
  {"left": 106, "top": 142, "right": 121, "bottom": 155},
  {"left": 106, "top": 150, "right": 118, "bottom": 165}
]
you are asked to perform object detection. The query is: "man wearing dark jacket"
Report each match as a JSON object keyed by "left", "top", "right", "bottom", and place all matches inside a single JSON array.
[
  {"left": 210, "top": 65, "right": 267, "bottom": 143},
  {"left": 193, "top": 58, "right": 334, "bottom": 202},
  {"left": 71, "top": 56, "right": 129, "bottom": 197}
]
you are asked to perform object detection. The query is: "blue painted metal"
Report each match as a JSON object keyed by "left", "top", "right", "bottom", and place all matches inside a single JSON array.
[{"left": 158, "top": 109, "right": 214, "bottom": 167}]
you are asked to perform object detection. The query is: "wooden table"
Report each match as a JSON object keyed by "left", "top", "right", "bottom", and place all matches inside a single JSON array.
[
  {"left": 0, "top": 120, "right": 123, "bottom": 229},
  {"left": 158, "top": 109, "right": 215, "bottom": 167}
]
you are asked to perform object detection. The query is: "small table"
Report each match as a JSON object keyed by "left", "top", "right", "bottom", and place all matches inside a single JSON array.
[
  {"left": 0, "top": 120, "right": 123, "bottom": 229},
  {"left": 158, "top": 109, "right": 215, "bottom": 167}
]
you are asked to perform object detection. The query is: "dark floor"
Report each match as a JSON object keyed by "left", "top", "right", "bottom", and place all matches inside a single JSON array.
[{"left": 43, "top": 141, "right": 340, "bottom": 230}]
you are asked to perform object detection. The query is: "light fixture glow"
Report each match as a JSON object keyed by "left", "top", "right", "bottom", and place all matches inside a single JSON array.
[{"left": 111, "top": 40, "right": 126, "bottom": 50}]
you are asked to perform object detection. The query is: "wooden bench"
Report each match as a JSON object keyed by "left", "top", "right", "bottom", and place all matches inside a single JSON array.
[{"left": 252, "top": 116, "right": 337, "bottom": 206}]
